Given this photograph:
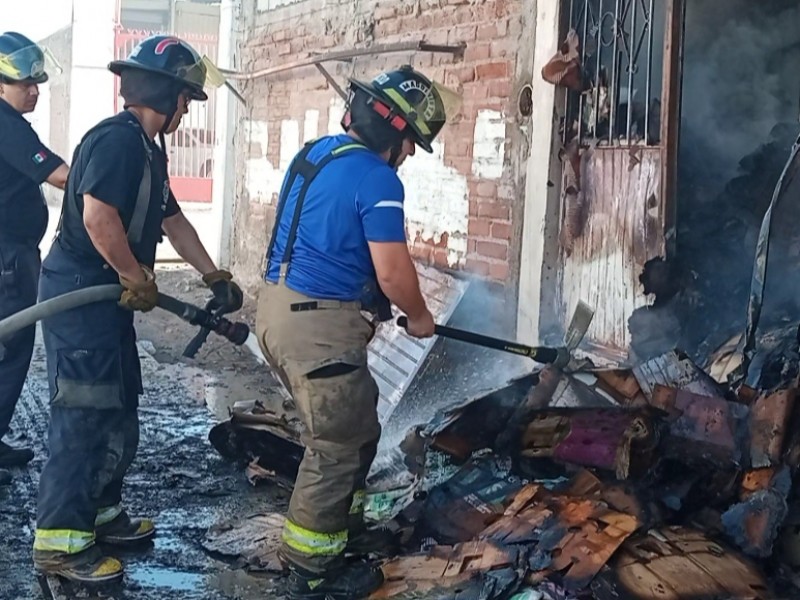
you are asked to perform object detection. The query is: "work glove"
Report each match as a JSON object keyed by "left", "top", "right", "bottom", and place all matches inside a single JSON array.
[
  {"left": 202, "top": 269, "right": 243, "bottom": 313},
  {"left": 119, "top": 265, "right": 158, "bottom": 312}
]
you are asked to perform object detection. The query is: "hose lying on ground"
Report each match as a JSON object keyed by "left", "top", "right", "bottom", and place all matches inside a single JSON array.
[{"left": 0, "top": 284, "right": 249, "bottom": 352}]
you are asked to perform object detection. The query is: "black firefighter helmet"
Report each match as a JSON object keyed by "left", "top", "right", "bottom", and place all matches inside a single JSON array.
[
  {"left": 345, "top": 65, "right": 460, "bottom": 154},
  {"left": 108, "top": 34, "right": 208, "bottom": 102}
]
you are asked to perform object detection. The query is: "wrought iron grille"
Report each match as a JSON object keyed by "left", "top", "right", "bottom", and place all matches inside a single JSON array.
[{"left": 562, "top": 0, "right": 665, "bottom": 146}]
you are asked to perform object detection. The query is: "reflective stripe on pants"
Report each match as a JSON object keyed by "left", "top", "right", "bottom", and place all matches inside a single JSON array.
[
  {"left": 281, "top": 519, "right": 347, "bottom": 557},
  {"left": 256, "top": 281, "right": 381, "bottom": 573},
  {"left": 33, "top": 529, "right": 95, "bottom": 554}
]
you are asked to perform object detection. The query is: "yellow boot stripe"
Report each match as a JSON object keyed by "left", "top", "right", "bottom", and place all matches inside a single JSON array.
[
  {"left": 33, "top": 529, "right": 95, "bottom": 554},
  {"left": 94, "top": 557, "right": 123, "bottom": 577},
  {"left": 282, "top": 520, "right": 347, "bottom": 556}
]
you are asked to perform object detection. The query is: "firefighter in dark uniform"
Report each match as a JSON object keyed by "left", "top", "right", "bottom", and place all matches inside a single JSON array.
[
  {"left": 256, "top": 66, "right": 457, "bottom": 599},
  {"left": 0, "top": 32, "right": 69, "bottom": 486},
  {"left": 32, "top": 35, "right": 243, "bottom": 583}
]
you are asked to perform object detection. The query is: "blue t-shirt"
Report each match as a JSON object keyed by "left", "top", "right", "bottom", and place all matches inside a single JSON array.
[{"left": 265, "top": 134, "right": 406, "bottom": 301}]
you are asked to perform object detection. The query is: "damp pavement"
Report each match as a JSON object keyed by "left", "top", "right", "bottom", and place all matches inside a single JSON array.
[{"left": 0, "top": 323, "right": 292, "bottom": 600}]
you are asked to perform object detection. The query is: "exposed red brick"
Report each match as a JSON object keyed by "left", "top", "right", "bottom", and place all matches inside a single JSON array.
[
  {"left": 477, "top": 23, "right": 498, "bottom": 40},
  {"left": 396, "top": 2, "right": 416, "bottom": 15},
  {"left": 464, "top": 42, "right": 490, "bottom": 62},
  {"left": 497, "top": 184, "right": 515, "bottom": 200},
  {"left": 475, "top": 61, "right": 509, "bottom": 80},
  {"left": 488, "top": 79, "right": 512, "bottom": 98},
  {"left": 448, "top": 157, "right": 472, "bottom": 175},
  {"left": 455, "top": 66, "right": 475, "bottom": 83},
  {"left": 466, "top": 258, "right": 490, "bottom": 276},
  {"left": 490, "top": 38, "right": 514, "bottom": 58},
  {"left": 467, "top": 239, "right": 478, "bottom": 253},
  {"left": 477, "top": 202, "right": 510, "bottom": 220},
  {"left": 424, "top": 27, "right": 449, "bottom": 46},
  {"left": 476, "top": 240, "right": 508, "bottom": 260},
  {"left": 475, "top": 181, "right": 497, "bottom": 198},
  {"left": 491, "top": 221, "right": 512, "bottom": 241},
  {"left": 451, "top": 140, "right": 472, "bottom": 158},
  {"left": 464, "top": 84, "right": 489, "bottom": 99},
  {"left": 320, "top": 34, "right": 338, "bottom": 48},
  {"left": 374, "top": 5, "right": 396, "bottom": 20},
  {"left": 273, "top": 29, "right": 288, "bottom": 42},
  {"left": 468, "top": 217, "right": 490, "bottom": 236},
  {"left": 409, "top": 245, "right": 431, "bottom": 262},
  {"left": 496, "top": 18, "right": 509, "bottom": 37},
  {"left": 489, "top": 261, "right": 510, "bottom": 281},
  {"left": 433, "top": 248, "right": 450, "bottom": 267},
  {"left": 448, "top": 24, "right": 477, "bottom": 44},
  {"left": 276, "top": 43, "right": 291, "bottom": 55},
  {"left": 493, "top": 0, "right": 511, "bottom": 17}
]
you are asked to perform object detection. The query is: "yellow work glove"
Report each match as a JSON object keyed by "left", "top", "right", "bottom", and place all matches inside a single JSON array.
[
  {"left": 119, "top": 265, "right": 158, "bottom": 312},
  {"left": 202, "top": 269, "right": 243, "bottom": 313}
]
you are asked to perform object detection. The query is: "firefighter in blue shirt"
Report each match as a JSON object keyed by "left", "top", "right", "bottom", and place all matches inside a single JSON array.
[
  {"left": 0, "top": 32, "right": 69, "bottom": 486},
  {"left": 256, "top": 65, "right": 458, "bottom": 599},
  {"left": 32, "top": 35, "right": 243, "bottom": 584}
]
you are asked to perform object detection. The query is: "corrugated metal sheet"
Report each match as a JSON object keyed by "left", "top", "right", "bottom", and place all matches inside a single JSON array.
[
  {"left": 370, "top": 265, "right": 469, "bottom": 425},
  {"left": 558, "top": 147, "right": 665, "bottom": 357}
]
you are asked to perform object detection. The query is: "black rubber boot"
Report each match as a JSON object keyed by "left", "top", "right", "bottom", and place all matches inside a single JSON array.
[
  {"left": 0, "top": 441, "right": 33, "bottom": 468},
  {"left": 0, "top": 469, "right": 10, "bottom": 486},
  {"left": 286, "top": 562, "right": 384, "bottom": 600},
  {"left": 33, "top": 545, "right": 124, "bottom": 584},
  {"left": 346, "top": 526, "right": 398, "bottom": 558},
  {"left": 96, "top": 511, "right": 155, "bottom": 546}
]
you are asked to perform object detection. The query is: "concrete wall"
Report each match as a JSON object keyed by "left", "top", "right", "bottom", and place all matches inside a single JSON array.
[
  {"left": 230, "top": 0, "right": 532, "bottom": 293},
  {"left": 69, "top": 0, "right": 117, "bottom": 156},
  {"left": 39, "top": 26, "right": 73, "bottom": 166}
]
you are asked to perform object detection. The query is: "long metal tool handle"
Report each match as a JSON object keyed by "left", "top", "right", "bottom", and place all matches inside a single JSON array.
[{"left": 396, "top": 316, "right": 559, "bottom": 364}]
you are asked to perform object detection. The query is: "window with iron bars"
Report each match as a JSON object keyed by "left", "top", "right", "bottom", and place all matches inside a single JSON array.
[{"left": 561, "top": 0, "right": 666, "bottom": 147}]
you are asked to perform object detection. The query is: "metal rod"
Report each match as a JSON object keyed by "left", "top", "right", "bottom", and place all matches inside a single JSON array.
[
  {"left": 609, "top": 0, "right": 621, "bottom": 144},
  {"left": 578, "top": 0, "right": 591, "bottom": 141},
  {"left": 626, "top": 0, "right": 638, "bottom": 139},
  {"left": 315, "top": 63, "right": 347, "bottom": 100},
  {"left": 644, "top": 0, "right": 655, "bottom": 144},
  {"left": 593, "top": 0, "right": 604, "bottom": 139},
  {"left": 220, "top": 41, "right": 466, "bottom": 81}
]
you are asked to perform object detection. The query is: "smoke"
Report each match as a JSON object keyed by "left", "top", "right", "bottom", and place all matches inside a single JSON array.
[
  {"left": 631, "top": 1, "right": 800, "bottom": 366},
  {"left": 681, "top": 0, "right": 800, "bottom": 196}
]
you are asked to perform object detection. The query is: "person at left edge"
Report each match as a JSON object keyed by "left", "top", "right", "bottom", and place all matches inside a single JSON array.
[
  {"left": 32, "top": 34, "right": 243, "bottom": 584},
  {"left": 0, "top": 32, "right": 69, "bottom": 485}
]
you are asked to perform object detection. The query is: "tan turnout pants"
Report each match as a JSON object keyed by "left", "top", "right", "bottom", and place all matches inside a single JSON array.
[{"left": 256, "top": 280, "right": 381, "bottom": 573}]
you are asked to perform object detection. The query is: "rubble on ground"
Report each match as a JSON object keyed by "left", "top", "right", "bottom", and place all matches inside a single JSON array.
[{"left": 208, "top": 327, "right": 800, "bottom": 598}]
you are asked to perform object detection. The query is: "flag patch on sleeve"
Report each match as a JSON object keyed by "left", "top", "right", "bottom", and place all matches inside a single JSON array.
[{"left": 32, "top": 151, "right": 47, "bottom": 164}]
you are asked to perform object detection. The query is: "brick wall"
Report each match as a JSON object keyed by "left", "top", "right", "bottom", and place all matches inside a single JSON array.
[{"left": 232, "top": 0, "right": 526, "bottom": 292}]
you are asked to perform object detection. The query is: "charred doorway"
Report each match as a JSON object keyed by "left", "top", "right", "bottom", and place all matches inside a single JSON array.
[
  {"left": 630, "top": 0, "right": 800, "bottom": 367},
  {"left": 549, "top": 0, "right": 679, "bottom": 361}
]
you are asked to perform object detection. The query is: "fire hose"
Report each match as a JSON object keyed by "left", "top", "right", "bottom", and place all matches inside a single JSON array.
[{"left": 0, "top": 284, "right": 250, "bottom": 358}]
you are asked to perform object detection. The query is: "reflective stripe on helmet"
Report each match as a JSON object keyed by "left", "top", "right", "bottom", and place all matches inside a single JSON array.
[{"left": 383, "top": 87, "right": 432, "bottom": 136}]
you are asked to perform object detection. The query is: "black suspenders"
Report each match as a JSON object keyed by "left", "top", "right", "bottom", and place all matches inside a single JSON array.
[{"left": 265, "top": 139, "right": 368, "bottom": 277}]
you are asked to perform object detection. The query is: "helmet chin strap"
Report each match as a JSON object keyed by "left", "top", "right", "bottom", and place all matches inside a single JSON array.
[{"left": 388, "top": 143, "right": 403, "bottom": 170}]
